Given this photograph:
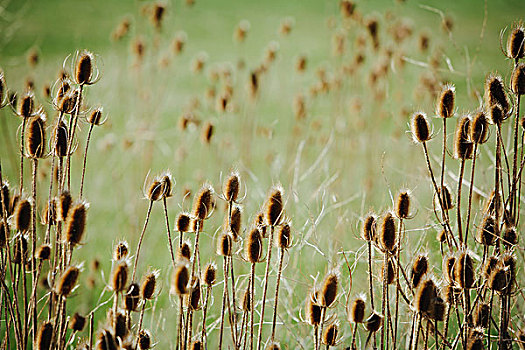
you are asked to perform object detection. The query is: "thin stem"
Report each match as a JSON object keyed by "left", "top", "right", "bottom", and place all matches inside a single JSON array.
[
  {"left": 132, "top": 200, "right": 153, "bottom": 282},
  {"left": 162, "top": 197, "right": 176, "bottom": 270},
  {"left": 250, "top": 263, "right": 255, "bottom": 350},
  {"left": 465, "top": 143, "right": 478, "bottom": 245},
  {"left": 257, "top": 225, "right": 275, "bottom": 350},
  {"left": 190, "top": 220, "right": 201, "bottom": 279},
  {"left": 368, "top": 240, "right": 375, "bottom": 309},
  {"left": 393, "top": 219, "right": 403, "bottom": 350},
  {"left": 136, "top": 300, "right": 147, "bottom": 344},
  {"left": 19, "top": 117, "right": 27, "bottom": 195},
  {"left": 219, "top": 256, "right": 229, "bottom": 350},
  {"left": 30, "top": 159, "right": 38, "bottom": 346},
  {"left": 511, "top": 93, "right": 521, "bottom": 220},
  {"left": 64, "top": 84, "right": 84, "bottom": 191},
  {"left": 456, "top": 159, "right": 466, "bottom": 246},
  {"left": 201, "top": 286, "right": 211, "bottom": 345},
  {"left": 79, "top": 123, "right": 94, "bottom": 198},
  {"left": 270, "top": 248, "right": 285, "bottom": 341}
]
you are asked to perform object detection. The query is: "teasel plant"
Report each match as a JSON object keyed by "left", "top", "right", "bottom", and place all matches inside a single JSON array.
[
  {"left": 244, "top": 227, "right": 263, "bottom": 350},
  {"left": 217, "top": 231, "right": 235, "bottom": 350},
  {"left": 79, "top": 106, "right": 106, "bottom": 198},
  {"left": 172, "top": 262, "right": 190, "bottom": 350},
  {"left": 200, "top": 262, "right": 217, "bottom": 347},
  {"left": 378, "top": 212, "right": 396, "bottom": 350}
]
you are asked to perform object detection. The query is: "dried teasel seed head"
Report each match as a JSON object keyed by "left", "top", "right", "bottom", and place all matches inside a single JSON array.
[
  {"left": 151, "top": 2, "right": 166, "bottom": 30},
  {"left": 362, "top": 214, "right": 377, "bottom": 241},
  {"left": 18, "top": 92, "right": 34, "bottom": 118},
  {"left": 466, "top": 336, "right": 484, "bottom": 350},
  {"left": 473, "top": 302, "right": 490, "bottom": 328},
  {"left": 382, "top": 259, "right": 396, "bottom": 285},
  {"left": 36, "top": 244, "right": 51, "bottom": 260},
  {"left": 442, "top": 285, "right": 456, "bottom": 305},
  {"left": 476, "top": 215, "right": 498, "bottom": 246},
  {"left": 470, "top": 111, "right": 489, "bottom": 144},
  {"left": 202, "top": 262, "right": 217, "bottom": 286},
  {"left": 178, "top": 241, "right": 192, "bottom": 261},
  {"left": 189, "top": 340, "right": 203, "bottom": 350},
  {"left": 88, "top": 107, "right": 103, "bottom": 125},
  {"left": 111, "top": 261, "right": 128, "bottom": 293},
  {"left": 454, "top": 116, "right": 473, "bottom": 160},
  {"left": 365, "top": 312, "right": 383, "bottom": 333},
  {"left": 430, "top": 296, "right": 447, "bottom": 321},
  {"left": 275, "top": 222, "right": 292, "bottom": 249},
  {"left": 146, "top": 180, "right": 163, "bottom": 201},
  {"left": 306, "top": 295, "right": 322, "bottom": 326},
  {"left": 437, "top": 85, "right": 455, "bottom": 118},
  {"left": 54, "top": 122, "right": 68, "bottom": 157},
  {"left": 75, "top": 51, "right": 94, "bottom": 85},
  {"left": 57, "top": 191, "right": 72, "bottom": 222},
  {"left": 223, "top": 172, "right": 240, "bottom": 202},
  {"left": 485, "top": 75, "right": 509, "bottom": 113},
  {"left": 266, "top": 186, "right": 284, "bottom": 226},
  {"left": 454, "top": 252, "right": 475, "bottom": 289},
  {"left": 349, "top": 297, "right": 366, "bottom": 323},
  {"left": 36, "top": 321, "right": 53, "bottom": 350},
  {"left": 201, "top": 122, "right": 214, "bottom": 143},
  {"left": 57, "top": 266, "right": 80, "bottom": 297},
  {"left": 138, "top": 329, "right": 152, "bottom": 349},
  {"left": 436, "top": 185, "right": 453, "bottom": 211},
  {"left": 0, "top": 221, "right": 8, "bottom": 249},
  {"left": 502, "top": 226, "right": 518, "bottom": 248},
  {"left": 176, "top": 212, "right": 191, "bottom": 232},
  {"left": 14, "top": 199, "right": 31, "bottom": 232},
  {"left": 124, "top": 283, "right": 140, "bottom": 311},
  {"left": 113, "top": 241, "right": 129, "bottom": 261},
  {"left": 443, "top": 255, "right": 456, "bottom": 284},
  {"left": 65, "top": 202, "right": 87, "bottom": 246},
  {"left": 320, "top": 272, "right": 339, "bottom": 308},
  {"left": 395, "top": 191, "right": 410, "bottom": 219},
  {"left": 188, "top": 277, "right": 201, "bottom": 310},
  {"left": 255, "top": 212, "right": 268, "bottom": 238},
  {"left": 192, "top": 184, "right": 214, "bottom": 220},
  {"left": 59, "top": 90, "right": 77, "bottom": 114},
  {"left": 415, "top": 278, "right": 437, "bottom": 315},
  {"left": 245, "top": 228, "right": 262, "bottom": 263},
  {"left": 379, "top": 212, "right": 396, "bottom": 253},
  {"left": 322, "top": 322, "right": 339, "bottom": 346},
  {"left": 1, "top": 182, "right": 10, "bottom": 216},
  {"left": 141, "top": 273, "right": 157, "bottom": 300},
  {"left": 411, "top": 255, "right": 429, "bottom": 288},
  {"left": 217, "top": 232, "right": 233, "bottom": 257},
  {"left": 161, "top": 173, "right": 173, "bottom": 198},
  {"left": 12, "top": 235, "right": 28, "bottom": 264},
  {"left": 340, "top": 0, "right": 356, "bottom": 18},
  {"left": 228, "top": 205, "right": 242, "bottom": 241},
  {"left": 437, "top": 229, "right": 447, "bottom": 243},
  {"left": 26, "top": 114, "right": 46, "bottom": 158},
  {"left": 411, "top": 112, "right": 431, "bottom": 143},
  {"left": 265, "top": 342, "right": 281, "bottom": 350},
  {"left": 95, "top": 329, "right": 117, "bottom": 350},
  {"left": 111, "top": 310, "right": 128, "bottom": 339},
  {"left": 511, "top": 63, "right": 525, "bottom": 95},
  {"left": 483, "top": 255, "right": 499, "bottom": 279},
  {"left": 488, "top": 266, "right": 507, "bottom": 292},
  {"left": 172, "top": 264, "right": 189, "bottom": 295},
  {"left": 500, "top": 253, "right": 516, "bottom": 293},
  {"left": 487, "top": 104, "right": 505, "bottom": 125},
  {"left": 55, "top": 79, "right": 70, "bottom": 104},
  {"left": 483, "top": 190, "right": 501, "bottom": 217},
  {"left": 241, "top": 287, "right": 252, "bottom": 312},
  {"left": 69, "top": 312, "right": 86, "bottom": 332},
  {"left": 507, "top": 25, "right": 525, "bottom": 59}
]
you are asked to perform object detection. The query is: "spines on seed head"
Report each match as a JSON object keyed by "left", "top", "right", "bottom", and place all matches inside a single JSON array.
[{"left": 411, "top": 112, "right": 431, "bottom": 143}]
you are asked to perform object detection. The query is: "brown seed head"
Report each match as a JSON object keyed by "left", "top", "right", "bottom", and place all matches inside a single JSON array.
[
  {"left": 241, "top": 287, "right": 252, "bottom": 312},
  {"left": 176, "top": 213, "right": 191, "bottom": 232},
  {"left": 437, "top": 85, "right": 455, "bottom": 118},
  {"left": 501, "top": 253, "right": 516, "bottom": 293},
  {"left": 88, "top": 107, "right": 103, "bottom": 125},
  {"left": 65, "top": 202, "right": 87, "bottom": 246},
  {"left": 223, "top": 172, "right": 240, "bottom": 202},
  {"left": 488, "top": 104, "right": 505, "bottom": 125},
  {"left": 275, "top": 222, "right": 292, "bottom": 249},
  {"left": 454, "top": 116, "right": 473, "bottom": 160},
  {"left": 454, "top": 252, "right": 475, "bottom": 289},
  {"left": 59, "top": 90, "right": 77, "bottom": 114},
  {"left": 178, "top": 241, "right": 192, "bottom": 261},
  {"left": 470, "top": 111, "right": 489, "bottom": 144},
  {"left": 0, "top": 182, "right": 10, "bottom": 216},
  {"left": 382, "top": 259, "right": 396, "bottom": 285},
  {"left": 395, "top": 191, "right": 410, "bottom": 219},
  {"left": 436, "top": 185, "right": 453, "bottom": 211},
  {"left": 69, "top": 313, "right": 86, "bottom": 332},
  {"left": 12, "top": 235, "right": 28, "bottom": 264},
  {"left": 37, "top": 244, "right": 51, "bottom": 260},
  {"left": 228, "top": 205, "right": 242, "bottom": 241},
  {"left": 502, "top": 226, "right": 518, "bottom": 248},
  {"left": 411, "top": 112, "right": 431, "bottom": 143},
  {"left": 151, "top": 3, "right": 166, "bottom": 29},
  {"left": 473, "top": 302, "right": 490, "bottom": 328},
  {"left": 245, "top": 228, "right": 262, "bottom": 263},
  {"left": 0, "top": 221, "right": 8, "bottom": 249},
  {"left": 192, "top": 184, "right": 213, "bottom": 220},
  {"left": 146, "top": 180, "right": 163, "bottom": 201},
  {"left": 57, "top": 191, "right": 72, "bottom": 222},
  {"left": 188, "top": 277, "right": 201, "bottom": 310},
  {"left": 483, "top": 255, "right": 499, "bottom": 280},
  {"left": 18, "top": 92, "right": 34, "bottom": 118},
  {"left": 415, "top": 278, "right": 437, "bottom": 315},
  {"left": 95, "top": 329, "right": 117, "bottom": 350},
  {"left": 507, "top": 25, "right": 525, "bottom": 59},
  {"left": 476, "top": 215, "right": 498, "bottom": 246},
  {"left": 488, "top": 266, "right": 507, "bottom": 292},
  {"left": 349, "top": 297, "right": 366, "bottom": 323},
  {"left": 266, "top": 186, "right": 284, "bottom": 226},
  {"left": 14, "top": 199, "right": 31, "bottom": 232},
  {"left": 54, "top": 122, "right": 68, "bottom": 157},
  {"left": 265, "top": 342, "right": 281, "bottom": 350},
  {"left": 340, "top": 0, "right": 356, "bottom": 18},
  {"left": 322, "top": 322, "right": 339, "bottom": 346},
  {"left": 218, "top": 232, "right": 233, "bottom": 257},
  {"left": 201, "top": 122, "right": 214, "bottom": 144},
  {"left": 511, "top": 63, "right": 525, "bottom": 95},
  {"left": 466, "top": 333, "right": 484, "bottom": 350},
  {"left": 36, "top": 321, "right": 53, "bottom": 350},
  {"left": 365, "top": 312, "right": 383, "bottom": 333},
  {"left": 320, "top": 272, "right": 339, "bottom": 308},
  {"left": 430, "top": 296, "right": 447, "bottom": 321},
  {"left": 307, "top": 294, "right": 322, "bottom": 325},
  {"left": 437, "top": 229, "right": 447, "bottom": 243},
  {"left": 111, "top": 261, "right": 128, "bottom": 293},
  {"left": 41, "top": 198, "right": 57, "bottom": 226},
  {"left": 76, "top": 51, "right": 94, "bottom": 85},
  {"left": 113, "top": 241, "right": 128, "bottom": 261},
  {"left": 172, "top": 264, "right": 189, "bottom": 295},
  {"left": 202, "top": 262, "right": 217, "bottom": 286},
  {"left": 362, "top": 214, "right": 377, "bottom": 242},
  {"left": 411, "top": 255, "right": 429, "bottom": 288},
  {"left": 141, "top": 273, "right": 157, "bottom": 300},
  {"left": 138, "top": 329, "right": 151, "bottom": 350},
  {"left": 485, "top": 74, "right": 509, "bottom": 113},
  {"left": 379, "top": 212, "right": 396, "bottom": 253},
  {"left": 443, "top": 255, "right": 456, "bottom": 284},
  {"left": 124, "top": 283, "right": 140, "bottom": 311},
  {"left": 112, "top": 310, "right": 128, "bottom": 339},
  {"left": 26, "top": 114, "right": 46, "bottom": 158},
  {"left": 57, "top": 266, "right": 80, "bottom": 297}
]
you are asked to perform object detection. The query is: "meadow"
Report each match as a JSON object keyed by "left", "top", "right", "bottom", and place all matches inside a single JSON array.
[{"left": 0, "top": 0, "right": 524, "bottom": 348}]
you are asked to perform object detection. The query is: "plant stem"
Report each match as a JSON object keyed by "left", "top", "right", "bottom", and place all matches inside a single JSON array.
[
  {"left": 270, "top": 248, "right": 285, "bottom": 341},
  {"left": 79, "top": 123, "right": 94, "bottom": 198},
  {"left": 131, "top": 200, "right": 153, "bottom": 282},
  {"left": 257, "top": 225, "right": 275, "bottom": 350}
]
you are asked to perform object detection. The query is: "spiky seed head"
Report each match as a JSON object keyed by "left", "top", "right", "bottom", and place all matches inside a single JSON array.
[
  {"left": 476, "top": 216, "right": 498, "bottom": 246},
  {"left": 275, "top": 222, "right": 291, "bottom": 249},
  {"left": 137, "top": 329, "right": 151, "bottom": 349},
  {"left": 202, "top": 262, "right": 217, "bottom": 286},
  {"left": 54, "top": 122, "right": 68, "bottom": 157},
  {"left": 57, "top": 191, "right": 72, "bottom": 222},
  {"left": 146, "top": 180, "right": 163, "bottom": 201},
  {"left": 307, "top": 296, "right": 322, "bottom": 325},
  {"left": 485, "top": 75, "right": 509, "bottom": 113},
  {"left": 411, "top": 112, "right": 431, "bottom": 143},
  {"left": 55, "top": 80, "right": 70, "bottom": 104},
  {"left": 37, "top": 244, "right": 51, "bottom": 260},
  {"left": 265, "top": 342, "right": 281, "bottom": 350},
  {"left": 442, "top": 285, "right": 456, "bottom": 304},
  {"left": 488, "top": 266, "right": 507, "bottom": 292},
  {"left": 483, "top": 190, "right": 501, "bottom": 217},
  {"left": 14, "top": 199, "right": 31, "bottom": 232},
  {"left": 322, "top": 322, "right": 339, "bottom": 346},
  {"left": 111, "top": 261, "right": 128, "bottom": 292},
  {"left": 488, "top": 104, "right": 505, "bottom": 125},
  {"left": 190, "top": 340, "right": 203, "bottom": 350},
  {"left": 454, "top": 252, "right": 475, "bottom": 289},
  {"left": 217, "top": 232, "right": 233, "bottom": 257},
  {"left": 411, "top": 255, "right": 429, "bottom": 288},
  {"left": 65, "top": 202, "right": 87, "bottom": 246},
  {"left": 379, "top": 212, "right": 396, "bottom": 253},
  {"left": 254, "top": 212, "right": 268, "bottom": 237},
  {"left": 473, "top": 303, "right": 490, "bottom": 328},
  {"left": 112, "top": 310, "right": 128, "bottom": 339},
  {"left": 178, "top": 241, "right": 192, "bottom": 261},
  {"left": 350, "top": 298, "right": 366, "bottom": 323},
  {"left": 113, "top": 241, "right": 128, "bottom": 261},
  {"left": 466, "top": 335, "right": 484, "bottom": 350},
  {"left": 193, "top": 184, "right": 213, "bottom": 220},
  {"left": 172, "top": 264, "right": 189, "bottom": 295},
  {"left": 266, "top": 186, "right": 284, "bottom": 226},
  {"left": 36, "top": 321, "right": 53, "bottom": 350},
  {"left": 454, "top": 116, "right": 473, "bottom": 160},
  {"left": 95, "top": 329, "right": 117, "bottom": 350},
  {"left": 362, "top": 214, "right": 377, "bottom": 241},
  {"left": 0, "top": 221, "right": 7, "bottom": 249},
  {"left": 57, "top": 266, "right": 80, "bottom": 297},
  {"left": 26, "top": 114, "right": 46, "bottom": 158},
  {"left": 176, "top": 213, "right": 191, "bottom": 232},
  {"left": 382, "top": 259, "right": 396, "bottom": 285},
  {"left": 151, "top": 2, "right": 166, "bottom": 29},
  {"left": 141, "top": 273, "right": 157, "bottom": 300},
  {"left": 365, "top": 312, "right": 383, "bottom": 333},
  {"left": 470, "top": 111, "right": 489, "bottom": 144},
  {"left": 76, "top": 51, "right": 94, "bottom": 85},
  {"left": 340, "top": 0, "right": 356, "bottom": 17},
  {"left": 436, "top": 185, "right": 453, "bottom": 211},
  {"left": 320, "top": 272, "right": 339, "bottom": 308},
  {"left": 507, "top": 25, "right": 525, "bottom": 59},
  {"left": 188, "top": 277, "right": 201, "bottom": 310},
  {"left": 415, "top": 278, "right": 437, "bottom": 315},
  {"left": 69, "top": 313, "right": 86, "bottom": 332},
  {"left": 59, "top": 90, "right": 77, "bottom": 114},
  {"left": 18, "top": 92, "right": 34, "bottom": 118},
  {"left": 228, "top": 205, "right": 242, "bottom": 241},
  {"left": 223, "top": 172, "right": 240, "bottom": 202},
  {"left": 443, "top": 255, "right": 456, "bottom": 284},
  {"left": 395, "top": 191, "right": 410, "bottom": 219},
  {"left": 502, "top": 226, "right": 518, "bottom": 247},
  {"left": 483, "top": 255, "right": 499, "bottom": 279},
  {"left": 124, "top": 283, "right": 140, "bottom": 311},
  {"left": 245, "top": 228, "right": 262, "bottom": 263},
  {"left": 241, "top": 287, "right": 252, "bottom": 312},
  {"left": 430, "top": 296, "right": 447, "bottom": 321},
  {"left": 501, "top": 254, "right": 516, "bottom": 293},
  {"left": 88, "top": 107, "right": 103, "bottom": 125},
  {"left": 12, "top": 235, "right": 28, "bottom": 264},
  {"left": 0, "top": 182, "right": 10, "bottom": 216},
  {"left": 511, "top": 63, "right": 525, "bottom": 95},
  {"left": 437, "top": 85, "right": 455, "bottom": 118}
]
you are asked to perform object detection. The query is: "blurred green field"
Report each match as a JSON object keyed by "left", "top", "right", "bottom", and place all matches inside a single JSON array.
[{"left": 1, "top": 0, "right": 524, "bottom": 347}]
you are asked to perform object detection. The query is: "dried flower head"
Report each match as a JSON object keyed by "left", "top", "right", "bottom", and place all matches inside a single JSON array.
[
  {"left": 75, "top": 51, "right": 97, "bottom": 85},
  {"left": 349, "top": 297, "right": 366, "bottom": 323},
  {"left": 436, "top": 185, "right": 453, "bottom": 211},
  {"left": 111, "top": 261, "right": 128, "bottom": 293},
  {"left": 138, "top": 329, "right": 152, "bottom": 350},
  {"left": 69, "top": 313, "right": 86, "bottom": 332},
  {"left": 172, "top": 263, "right": 189, "bottom": 295},
  {"left": 245, "top": 228, "right": 262, "bottom": 263},
  {"left": 223, "top": 172, "right": 240, "bottom": 202},
  {"left": 188, "top": 277, "right": 201, "bottom": 310},
  {"left": 88, "top": 107, "right": 103, "bottom": 125},
  {"left": 322, "top": 322, "right": 339, "bottom": 346},
  {"left": 454, "top": 252, "right": 475, "bottom": 289},
  {"left": 57, "top": 191, "right": 72, "bottom": 222},
  {"left": 36, "top": 321, "right": 53, "bottom": 350},
  {"left": 320, "top": 272, "right": 339, "bottom": 308},
  {"left": 228, "top": 204, "right": 242, "bottom": 241},
  {"left": 379, "top": 212, "right": 396, "bottom": 253},
  {"left": 176, "top": 212, "right": 191, "bottom": 232},
  {"left": 470, "top": 111, "right": 489, "bottom": 144},
  {"left": 14, "top": 199, "right": 31, "bottom": 232},
  {"left": 395, "top": 191, "right": 411, "bottom": 219},
  {"left": 307, "top": 293, "right": 322, "bottom": 325},
  {"left": 26, "top": 113, "right": 46, "bottom": 158},
  {"left": 146, "top": 180, "right": 163, "bottom": 201},
  {"left": 511, "top": 63, "right": 525, "bottom": 95},
  {"left": 57, "top": 265, "right": 80, "bottom": 297},
  {"left": 202, "top": 262, "right": 217, "bottom": 286},
  {"left": 454, "top": 116, "right": 473, "bottom": 160},
  {"left": 411, "top": 255, "right": 429, "bottom": 288},
  {"left": 266, "top": 186, "right": 284, "bottom": 226},
  {"left": 192, "top": 184, "right": 214, "bottom": 220},
  {"left": 124, "top": 283, "right": 140, "bottom": 311},
  {"left": 37, "top": 244, "right": 51, "bottom": 260},
  {"left": 437, "top": 85, "right": 455, "bottom": 118},
  {"left": 415, "top": 278, "right": 437, "bottom": 315},
  {"left": 141, "top": 272, "right": 157, "bottom": 300},
  {"left": 362, "top": 214, "right": 377, "bottom": 242},
  {"left": 18, "top": 91, "right": 34, "bottom": 118},
  {"left": 411, "top": 112, "right": 431, "bottom": 143},
  {"left": 507, "top": 24, "right": 525, "bottom": 59},
  {"left": 485, "top": 74, "right": 509, "bottom": 113},
  {"left": 65, "top": 202, "right": 88, "bottom": 246},
  {"left": 365, "top": 312, "right": 383, "bottom": 333},
  {"left": 476, "top": 215, "right": 498, "bottom": 246}
]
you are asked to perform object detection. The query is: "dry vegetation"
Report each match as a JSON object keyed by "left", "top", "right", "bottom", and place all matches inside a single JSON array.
[{"left": 0, "top": 0, "right": 525, "bottom": 349}]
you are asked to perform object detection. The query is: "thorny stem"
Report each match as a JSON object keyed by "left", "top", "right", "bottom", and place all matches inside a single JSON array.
[
  {"left": 132, "top": 200, "right": 153, "bottom": 282},
  {"left": 257, "top": 224, "right": 275, "bottom": 350},
  {"left": 270, "top": 248, "right": 285, "bottom": 341},
  {"left": 79, "top": 123, "right": 94, "bottom": 198}
]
